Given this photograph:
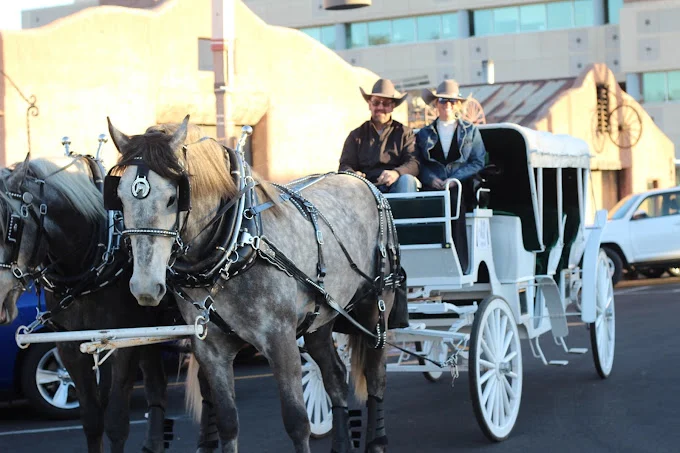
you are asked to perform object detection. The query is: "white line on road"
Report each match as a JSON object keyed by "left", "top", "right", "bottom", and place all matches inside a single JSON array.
[
  {"left": 0, "top": 419, "right": 150, "bottom": 437},
  {"left": 615, "top": 286, "right": 651, "bottom": 295}
]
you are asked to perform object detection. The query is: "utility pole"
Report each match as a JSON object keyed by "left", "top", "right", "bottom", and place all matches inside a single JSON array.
[{"left": 212, "top": 0, "right": 235, "bottom": 147}]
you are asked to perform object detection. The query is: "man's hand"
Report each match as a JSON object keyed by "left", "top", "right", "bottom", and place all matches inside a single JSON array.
[
  {"left": 377, "top": 170, "right": 399, "bottom": 187},
  {"left": 431, "top": 177, "right": 446, "bottom": 190},
  {"left": 354, "top": 170, "right": 366, "bottom": 178}
]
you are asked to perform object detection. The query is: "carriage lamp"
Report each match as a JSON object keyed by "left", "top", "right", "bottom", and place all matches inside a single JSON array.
[{"left": 323, "top": 0, "right": 371, "bottom": 10}]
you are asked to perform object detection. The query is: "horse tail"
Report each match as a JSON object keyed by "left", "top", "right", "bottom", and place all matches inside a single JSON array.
[
  {"left": 349, "top": 334, "right": 369, "bottom": 403},
  {"left": 184, "top": 353, "right": 202, "bottom": 422}
]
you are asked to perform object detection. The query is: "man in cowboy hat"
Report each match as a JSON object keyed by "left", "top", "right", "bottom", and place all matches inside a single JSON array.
[
  {"left": 339, "top": 78, "right": 419, "bottom": 193},
  {"left": 416, "top": 79, "right": 487, "bottom": 273}
]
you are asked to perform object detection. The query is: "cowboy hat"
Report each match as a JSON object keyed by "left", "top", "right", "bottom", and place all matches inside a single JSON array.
[
  {"left": 421, "top": 79, "right": 467, "bottom": 105},
  {"left": 360, "top": 79, "right": 408, "bottom": 107}
]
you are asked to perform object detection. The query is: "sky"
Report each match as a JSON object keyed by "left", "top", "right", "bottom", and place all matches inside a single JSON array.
[{"left": 0, "top": 0, "right": 74, "bottom": 31}]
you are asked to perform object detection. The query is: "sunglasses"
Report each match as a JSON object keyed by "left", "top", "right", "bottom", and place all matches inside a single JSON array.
[
  {"left": 438, "top": 97, "right": 463, "bottom": 104},
  {"left": 370, "top": 99, "right": 394, "bottom": 107}
]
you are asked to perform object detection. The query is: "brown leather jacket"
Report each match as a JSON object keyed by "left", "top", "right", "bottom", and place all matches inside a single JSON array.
[{"left": 338, "top": 119, "right": 419, "bottom": 183}]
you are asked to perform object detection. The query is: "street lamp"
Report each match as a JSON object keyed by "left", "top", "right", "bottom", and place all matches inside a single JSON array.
[{"left": 323, "top": 0, "right": 371, "bottom": 10}]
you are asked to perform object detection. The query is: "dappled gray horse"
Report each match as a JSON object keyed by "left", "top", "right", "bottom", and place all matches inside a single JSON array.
[
  {"left": 106, "top": 117, "right": 399, "bottom": 453},
  {"left": 0, "top": 157, "right": 170, "bottom": 453}
]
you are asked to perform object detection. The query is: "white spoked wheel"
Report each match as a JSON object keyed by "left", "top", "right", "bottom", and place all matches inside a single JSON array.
[
  {"left": 469, "top": 295, "right": 523, "bottom": 442},
  {"left": 416, "top": 340, "right": 448, "bottom": 382},
  {"left": 590, "top": 249, "right": 616, "bottom": 379},
  {"left": 301, "top": 351, "right": 333, "bottom": 438}
]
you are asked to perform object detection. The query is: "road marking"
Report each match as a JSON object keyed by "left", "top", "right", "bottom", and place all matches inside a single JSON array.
[{"left": 615, "top": 286, "right": 651, "bottom": 295}]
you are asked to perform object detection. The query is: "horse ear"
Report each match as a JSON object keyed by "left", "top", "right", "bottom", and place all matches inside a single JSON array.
[
  {"left": 169, "top": 115, "right": 190, "bottom": 151},
  {"left": 107, "top": 117, "right": 130, "bottom": 153}
]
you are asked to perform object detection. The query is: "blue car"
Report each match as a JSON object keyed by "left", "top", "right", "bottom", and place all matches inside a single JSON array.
[{"left": 0, "top": 291, "right": 79, "bottom": 419}]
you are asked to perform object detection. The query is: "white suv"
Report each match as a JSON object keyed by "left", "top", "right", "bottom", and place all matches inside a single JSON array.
[{"left": 601, "top": 186, "right": 680, "bottom": 284}]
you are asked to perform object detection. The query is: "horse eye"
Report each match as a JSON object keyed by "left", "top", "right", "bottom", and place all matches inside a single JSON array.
[{"left": 167, "top": 195, "right": 177, "bottom": 207}]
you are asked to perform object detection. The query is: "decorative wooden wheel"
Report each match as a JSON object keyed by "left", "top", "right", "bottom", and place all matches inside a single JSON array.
[
  {"left": 608, "top": 104, "right": 642, "bottom": 149},
  {"left": 463, "top": 98, "right": 486, "bottom": 125}
]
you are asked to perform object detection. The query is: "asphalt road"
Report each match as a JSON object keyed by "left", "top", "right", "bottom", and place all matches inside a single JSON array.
[{"left": 1, "top": 278, "right": 679, "bottom": 452}]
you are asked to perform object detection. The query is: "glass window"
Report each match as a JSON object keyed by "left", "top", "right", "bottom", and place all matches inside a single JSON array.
[
  {"left": 473, "top": 9, "right": 494, "bottom": 36},
  {"left": 661, "top": 193, "right": 680, "bottom": 216},
  {"left": 608, "top": 194, "right": 636, "bottom": 220},
  {"left": 607, "top": 0, "right": 624, "bottom": 24},
  {"left": 300, "top": 27, "right": 321, "bottom": 41},
  {"left": 347, "top": 22, "right": 367, "bottom": 48},
  {"left": 643, "top": 72, "right": 667, "bottom": 102},
  {"left": 441, "top": 13, "right": 458, "bottom": 39},
  {"left": 320, "top": 25, "right": 336, "bottom": 49},
  {"left": 368, "top": 20, "right": 391, "bottom": 46},
  {"left": 547, "top": 1, "right": 573, "bottom": 30},
  {"left": 668, "top": 71, "right": 680, "bottom": 101},
  {"left": 574, "top": 0, "right": 594, "bottom": 27},
  {"left": 417, "top": 15, "right": 441, "bottom": 41},
  {"left": 520, "top": 4, "right": 547, "bottom": 32},
  {"left": 636, "top": 194, "right": 664, "bottom": 219},
  {"left": 392, "top": 17, "right": 415, "bottom": 44},
  {"left": 494, "top": 7, "right": 520, "bottom": 35}
]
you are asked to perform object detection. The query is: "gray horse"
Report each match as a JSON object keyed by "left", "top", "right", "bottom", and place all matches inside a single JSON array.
[
  {"left": 0, "top": 158, "right": 170, "bottom": 453},
  {"left": 107, "top": 117, "right": 396, "bottom": 453}
]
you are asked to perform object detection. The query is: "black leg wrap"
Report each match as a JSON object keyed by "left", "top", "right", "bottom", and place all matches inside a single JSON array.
[
  {"left": 197, "top": 400, "right": 219, "bottom": 449},
  {"left": 330, "top": 406, "right": 351, "bottom": 453},
  {"left": 365, "top": 396, "right": 387, "bottom": 452},
  {"left": 142, "top": 405, "right": 166, "bottom": 453}
]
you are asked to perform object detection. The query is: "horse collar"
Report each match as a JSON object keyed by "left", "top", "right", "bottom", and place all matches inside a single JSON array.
[{"left": 132, "top": 166, "right": 151, "bottom": 199}]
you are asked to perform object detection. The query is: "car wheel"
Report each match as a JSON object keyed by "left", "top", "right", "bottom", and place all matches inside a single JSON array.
[
  {"left": 640, "top": 268, "right": 665, "bottom": 279},
  {"left": 602, "top": 247, "right": 623, "bottom": 285},
  {"left": 21, "top": 343, "right": 80, "bottom": 420}
]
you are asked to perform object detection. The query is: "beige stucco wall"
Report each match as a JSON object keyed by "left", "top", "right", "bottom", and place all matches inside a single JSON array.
[
  {"left": 1, "top": 0, "right": 399, "bottom": 182},
  {"left": 532, "top": 63, "right": 675, "bottom": 202}
]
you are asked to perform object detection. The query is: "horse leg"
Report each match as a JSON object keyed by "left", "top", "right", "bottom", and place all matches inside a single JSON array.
[
  {"left": 139, "top": 344, "right": 169, "bottom": 453},
  {"left": 265, "top": 333, "right": 311, "bottom": 453},
  {"left": 57, "top": 343, "right": 106, "bottom": 453},
  {"left": 196, "top": 367, "right": 219, "bottom": 453},
  {"left": 304, "top": 324, "right": 351, "bottom": 453},
  {"left": 362, "top": 345, "right": 388, "bottom": 453},
  {"left": 103, "top": 347, "right": 140, "bottom": 453},
  {"left": 192, "top": 336, "right": 241, "bottom": 453}
]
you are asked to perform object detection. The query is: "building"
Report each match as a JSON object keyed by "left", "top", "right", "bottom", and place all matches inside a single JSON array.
[
  {"left": 1, "top": 0, "right": 403, "bottom": 181},
  {"left": 1, "top": 0, "right": 675, "bottom": 208},
  {"left": 245, "top": 0, "right": 679, "bottom": 163}
]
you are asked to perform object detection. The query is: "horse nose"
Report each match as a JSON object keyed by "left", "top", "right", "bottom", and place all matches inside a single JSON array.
[{"left": 129, "top": 278, "right": 166, "bottom": 306}]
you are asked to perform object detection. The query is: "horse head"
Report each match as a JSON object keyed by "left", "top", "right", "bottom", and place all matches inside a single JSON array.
[{"left": 108, "top": 115, "right": 236, "bottom": 307}]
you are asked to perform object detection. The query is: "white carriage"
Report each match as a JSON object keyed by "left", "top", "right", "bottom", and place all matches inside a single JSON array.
[{"left": 302, "top": 122, "right": 615, "bottom": 440}]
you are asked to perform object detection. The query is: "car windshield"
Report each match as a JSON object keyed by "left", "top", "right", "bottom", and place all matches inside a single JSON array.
[{"left": 608, "top": 194, "right": 637, "bottom": 220}]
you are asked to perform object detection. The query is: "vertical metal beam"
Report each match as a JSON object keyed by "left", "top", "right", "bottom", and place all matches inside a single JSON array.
[{"left": 212, "top": 0, "right": 235, "bottom": 147}]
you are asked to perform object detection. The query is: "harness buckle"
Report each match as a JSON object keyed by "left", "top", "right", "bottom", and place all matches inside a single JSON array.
[
  {"left": 20, "top": 205, "right": 29, "bottom": 218},
  {"left": 380, "top": 245, "right": 387, "bottom": 258},
  {"left": 39, "top": 204, "right": 48, "bottom": 215},
  {"left": 12, "top": 266, "right": 25, "bottom": 280},
  {"left": 243, "top": 209, "right": 254, "bottom": 220},
  {"left": 316, "top": 230, "right": 324, "bottom": 245},
  {"left": 377, "top": 299, "right": 386, "bottom": 312}
]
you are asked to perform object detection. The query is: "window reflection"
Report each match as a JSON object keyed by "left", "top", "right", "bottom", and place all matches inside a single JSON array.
[
  {"left": 520, "top": 4, "right": 547, "bottom": 32},
  {"left": 547, "top": 1, "right": 573, "bottom": 29},
  {"left": 474, "top": 9, "right": 494, "bottom": 36},
  {"left": 392, "top": 18, "right": 415, "bottom": 44},
  {"left": 417, "top": 15, "right": 441, "bottom": 41},
  {"left": 574, "top": 0, "right": 594, "bottom": 27},
  {"left": 441, "top": 13, "right": 458, "bottom": 39},
  {"left": 348, "top": 22, "right": 367, "bottom": 48},
  {"left": 494, "top": 7, "right": 520, "bottom": 34},
  {"left": 368, "top": 20, "right": 391, "bottom": 46},
  {"left": 300, "top": 27, "right": 321, "bottom": 41},
  {"left": 321, "top": 26, "right": 336, "bottom": 50},
  {"left": 643, "top": 72, "right": 667, "bottom": 103},
  {"left": 607, "top": 0, "right": 624, "bottom": 24},
  {"left": 668, "top": 71, "right": 680, "bottom": 102}
]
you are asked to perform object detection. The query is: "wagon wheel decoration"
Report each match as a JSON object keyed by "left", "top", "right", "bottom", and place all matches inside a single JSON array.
[
  {"left": 608, "top": 104, "right": 642, "bottom": 149},
  {"left": 463, "top": 98, "right": 486, "bottom": 125}
]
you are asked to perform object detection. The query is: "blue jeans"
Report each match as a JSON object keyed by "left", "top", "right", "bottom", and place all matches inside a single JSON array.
[{"left": 377, "top": 174, "right": 419, "bottom": 194}]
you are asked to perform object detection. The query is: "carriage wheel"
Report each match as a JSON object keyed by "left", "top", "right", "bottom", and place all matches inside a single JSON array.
[
  {"left": 608, "top": 104, "right": 642, "bottom": 149},
  {"left": 463, "top": 98, "right": 486, "bottom": 125},
  {"left": 301, "top": 351, "right": 333, "bottom": 438},
  {"left": 589, "top": 250, "right": 616, "bottom": 379},
  {"left": 469, "top": 295, "right": 523, "bottom": 442},
  {"left": 415, "top": 340, "right": 448, "bottom": 382}
]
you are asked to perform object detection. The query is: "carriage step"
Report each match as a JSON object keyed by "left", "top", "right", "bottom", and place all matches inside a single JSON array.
[
  {"left": 548, "top": 360, "right": 569, "bottom": 366},
  {"left": 567, "top": 347, "right": 588, "bottom": 354}
]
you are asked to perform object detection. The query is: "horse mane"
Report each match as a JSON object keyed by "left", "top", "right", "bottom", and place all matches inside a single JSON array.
[
  {"left": 0, "top": 158, "right": 105, "bottom": 237},
  {"left": 115, "top": 122, "right": 279, "bottom": 207}
]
